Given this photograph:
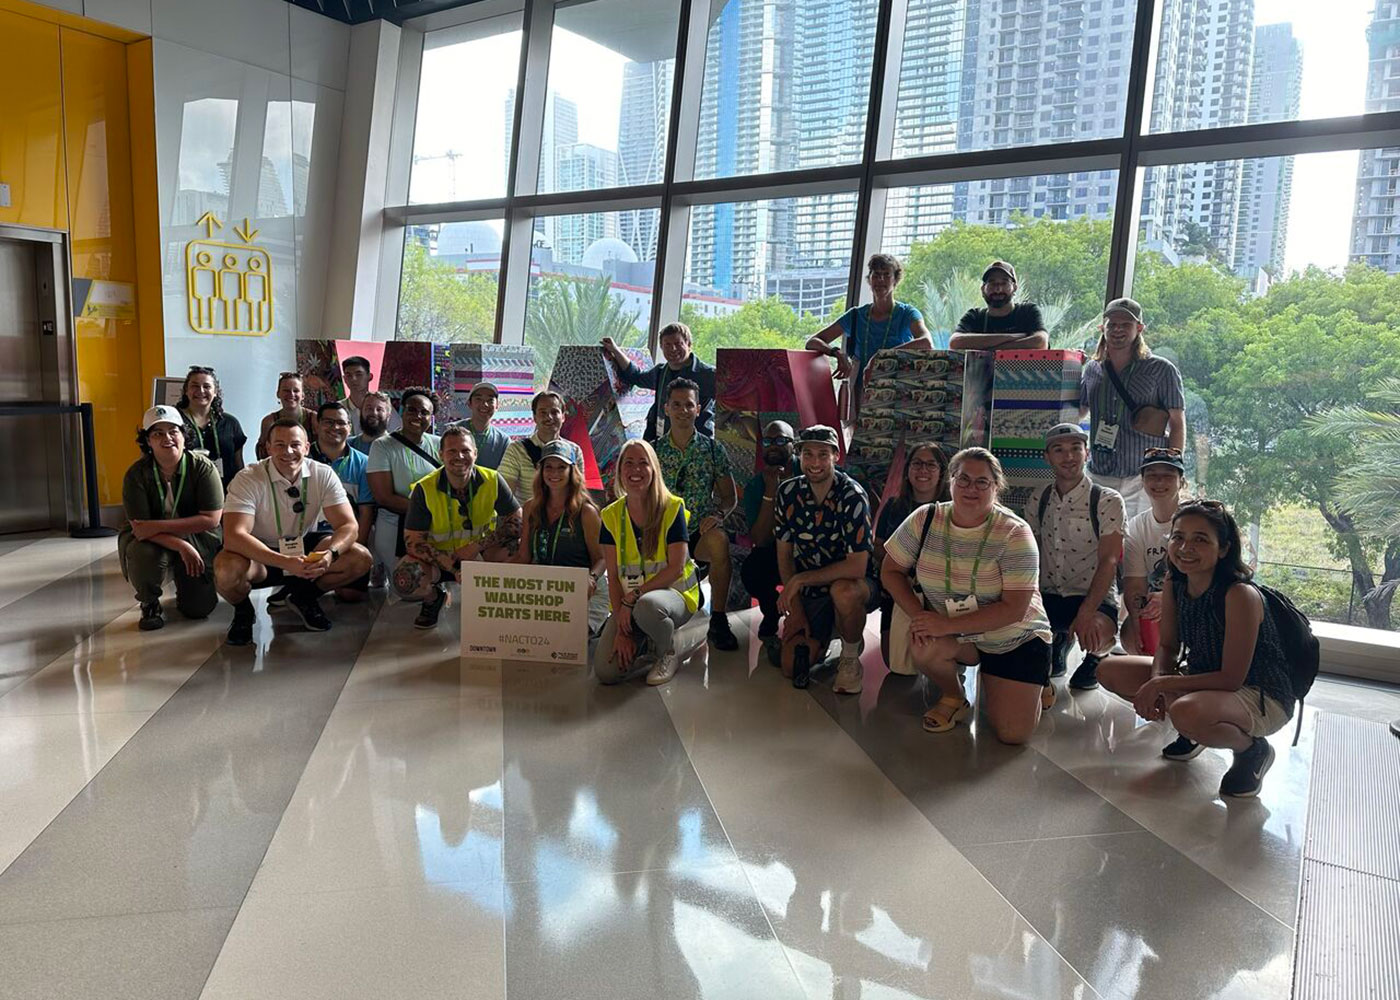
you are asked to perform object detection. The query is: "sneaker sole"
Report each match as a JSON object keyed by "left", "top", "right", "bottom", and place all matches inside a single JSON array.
[
  {"left": 1068, "top": 679, "right": 1100, "bottom": 691},
  {"left": 1163, "top": 743, "right": 1206, "bottom": 762},
  {"left": 289, "top": 602, "right": 332, "bottom": 632},
  {"left": 139, "top": 620, "right": 165, "bottom": 631}
]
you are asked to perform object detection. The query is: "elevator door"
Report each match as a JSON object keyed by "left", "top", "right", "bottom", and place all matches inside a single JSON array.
[{"left": 0, "top": 236, "right": 60, "bottom": 534}]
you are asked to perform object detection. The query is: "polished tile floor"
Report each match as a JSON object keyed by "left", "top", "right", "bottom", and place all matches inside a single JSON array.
[{"left": 2, "top": 535, "right": 1398, "bottom": 999}]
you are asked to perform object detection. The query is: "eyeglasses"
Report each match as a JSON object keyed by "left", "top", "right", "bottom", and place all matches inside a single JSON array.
[
  {"left": 954, "top": 474, "right": 995, "bottom": 492},
  {"left": 761, "top": 436, "right": 793, "bottom": 446},
  {"left": 1143, "top": 447, "right": 1183, "bottom": 459},
  {"left": 908, "top": 460, "right": 941, "bottom": 471}
]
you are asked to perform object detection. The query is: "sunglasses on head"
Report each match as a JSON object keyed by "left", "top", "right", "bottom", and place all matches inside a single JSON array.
[
  {"left": 187, "top": 365, "right": 216, "bottom": 374},
  {"left": 1143, "top": 447, "right": 1183, "bottom": 459},
  {"left": 279, "top": 371, "right": 302, "bottom": 381}
]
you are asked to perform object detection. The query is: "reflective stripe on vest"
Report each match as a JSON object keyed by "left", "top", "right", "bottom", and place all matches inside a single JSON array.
[
  {"left": 413, "top": 467, "right": 501, "bottom": 554},
  {"left": 600, "top": 494, "right": 701, "bottom": 614}
]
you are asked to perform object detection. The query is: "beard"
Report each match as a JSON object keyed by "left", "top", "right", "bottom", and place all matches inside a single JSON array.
[
  {"left": 984, "top": 292, "right": 1012, "bottom": 308},
  {"left": 361, "top": 412, "right": 387, "bottom": 436}
]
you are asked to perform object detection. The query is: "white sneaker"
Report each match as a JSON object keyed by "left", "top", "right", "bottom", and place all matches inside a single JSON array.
[
  {"left": 833, "top": 653, "right": 863, "bottom": 695},
  {"left": 646, "top": 652, "right": 679, "bottom": 686}
]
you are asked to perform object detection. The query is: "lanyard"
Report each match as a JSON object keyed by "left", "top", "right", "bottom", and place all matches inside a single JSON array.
[
  {"left": 265, "top": 464, "right": 309, "bottom": 538},
  {"left": 154, "top": 454, "right": 187, "bottom": 515},
  {"left": 1099, "top": 360, "right": 1135, "bottom": 428},
  {"left": 187, "top": 416, "right": 220, "bottom": 459},
  {"left": 943, "top": 506, "right": 996, "bottom": 598},
  {"left": 536, "top": 511, "right": 568, "bottom": 564},
  {"left": 619, "top": 509, "right": 646, "bottom": 577}
]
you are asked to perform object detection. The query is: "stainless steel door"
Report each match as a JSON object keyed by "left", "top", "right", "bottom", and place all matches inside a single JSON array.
[{"left": 0, "top": 235, "right": 61, "bottom": 534}]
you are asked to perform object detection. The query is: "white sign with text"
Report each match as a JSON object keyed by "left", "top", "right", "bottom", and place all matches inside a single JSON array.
[{"left": 460, "top": 564, "right": 590, "bottom": 665}]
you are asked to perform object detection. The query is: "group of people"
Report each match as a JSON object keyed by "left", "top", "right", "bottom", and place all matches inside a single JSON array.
[{"left": 116, "top": 258, "right": 1299, "bottom": 799}]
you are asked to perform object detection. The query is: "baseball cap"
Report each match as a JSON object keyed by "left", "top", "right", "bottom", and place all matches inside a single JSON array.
[
  {"left": 982, "top": 260, "right": 1017, "bottom": 283},
  {"left": 538, "top": 440, "right": 575, "bottom": 464},
  {"left": 797, "top": 425, "right": 840, "bottom": 450},
  {"left": 1044, "top": 422, "right": 1089, "bottom": 446},
  {"left": 1103, "top": 297, "right": 1144, "bottom": 323},
  {"left": 468, "top": 382, "right": 499, "bottom": 400},
  {"left": 1140, "top": 446, "right": 1186, "bottom": 474},
  {"left": 142, "top": 405, "right": 184, "bottom": 430}
]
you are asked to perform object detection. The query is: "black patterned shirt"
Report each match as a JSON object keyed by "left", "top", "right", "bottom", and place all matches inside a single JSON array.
[{"left": 774, "top": 469, "right": 876, "bottom": 585}]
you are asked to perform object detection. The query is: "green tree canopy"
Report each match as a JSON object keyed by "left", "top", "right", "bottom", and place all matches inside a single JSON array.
[{"left": 396, "top": 241, "right": 498, "bottom": 343}]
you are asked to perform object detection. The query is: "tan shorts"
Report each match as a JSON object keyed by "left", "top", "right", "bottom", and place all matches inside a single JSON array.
[{"left": 1230, "top": 686, "right": 1292, "bottom": 737}]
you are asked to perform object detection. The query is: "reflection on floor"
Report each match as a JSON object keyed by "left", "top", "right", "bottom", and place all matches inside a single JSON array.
[{"left": 1, "top": 536, "right": 1397, "bottom": 999}]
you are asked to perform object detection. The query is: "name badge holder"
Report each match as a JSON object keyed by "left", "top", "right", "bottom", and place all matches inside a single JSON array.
[
  {"left": 278, "top": 536, "right": 306, "bottom": 558},
  {"left": 1094, "top": 422, "right": 1120, "bottom": 450},
  {"left": 945, "top": 595, "right": 978, "bottom": 618}
]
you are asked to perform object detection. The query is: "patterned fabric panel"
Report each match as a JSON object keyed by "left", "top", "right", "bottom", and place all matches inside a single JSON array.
[
  {"left": 990, "top": 350, "right": 1085, "bottom": 513},
  {"left": 548, "top": 345, "right": 656, "bottom": 495}
]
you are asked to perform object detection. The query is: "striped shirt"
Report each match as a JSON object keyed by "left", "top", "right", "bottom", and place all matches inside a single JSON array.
[
  {"left": 882, "top": 502, "right": 1052, "bottom": 653},
  {"left": 1081, "top": 354, "right": 1185, "bottom": 477}
]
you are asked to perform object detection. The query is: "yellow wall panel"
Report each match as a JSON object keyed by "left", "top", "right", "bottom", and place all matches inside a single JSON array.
[
  {"left": 61, "top": 26, "right": 146, "bottom": 504},
  {"left": 0, "top": 10, "right": 66, "bottom": 230}
]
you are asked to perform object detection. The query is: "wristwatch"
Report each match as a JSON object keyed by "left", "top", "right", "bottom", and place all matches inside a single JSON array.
[{"left": 327, "top": 546, "right": 340, "bottom": 563}]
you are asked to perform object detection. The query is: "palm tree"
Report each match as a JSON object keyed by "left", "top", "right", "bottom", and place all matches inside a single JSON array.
[
  {"left": 915, "top": 269, "right": 983, "bottom": 347},
  {"left": 525, "top": 274, "right": 645, "bottom": 377}
]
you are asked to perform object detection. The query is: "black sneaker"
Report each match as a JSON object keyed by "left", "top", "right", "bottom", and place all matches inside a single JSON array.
[
  {"left": 791, "top": 643, "right": 811, "bottom": 689},
  {"left": 757, "top": 611, "right": 779, "bottom": 639},
  {"left": 289, "top": 588, "right": 332, "bottom": 632},
  {"left": 226, "top": 600, "right": 255, "bottom": 646},
  {"left": 1069, "top": 654, "right": 1101, "bottom": 690},
  {"left": 1161, "top": 734, "right": 1205, "bottom": 761},
  {"left": 1050, "top": 636, "right": 1069, "bottom": 677},
  {"left": 763, "top": 634, "right": 782, "bottom": 668},
  {"left": 415, "top": 587, "right": 447, "bottom": 630},
  {"left": 707, "top": 613, "right": 739, "bottom": 651},
  {"left": 139, "top": 601, "right": 165, "bottom": 631},
  {"left": 1219, "top": 738, "right": 1275, "bottom": 798},
  {"left": 266, "top": 585, "right": 292, "bottom": 609}
]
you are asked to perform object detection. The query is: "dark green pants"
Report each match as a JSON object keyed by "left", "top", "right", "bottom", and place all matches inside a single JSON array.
[{"left": 118, "top": 531, "right": 220, "bottom": 619}]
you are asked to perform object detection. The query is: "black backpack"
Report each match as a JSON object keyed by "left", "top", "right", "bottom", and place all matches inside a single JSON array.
[
  {"left": 1214, "top": 581, "right": 1320, "bottom": 746},
  {"left": 1036, "top": 482, "right": 1102, "bottom": 538}
]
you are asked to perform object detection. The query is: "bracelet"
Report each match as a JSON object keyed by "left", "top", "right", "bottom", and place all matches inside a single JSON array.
[{"left": 762, "top": 495, "right": 776, "bottom": 502}]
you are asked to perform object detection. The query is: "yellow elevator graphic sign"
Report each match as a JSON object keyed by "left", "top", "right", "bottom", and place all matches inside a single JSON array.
[{"left": 185, "top": 212, "right": 274, "bottom": 336}]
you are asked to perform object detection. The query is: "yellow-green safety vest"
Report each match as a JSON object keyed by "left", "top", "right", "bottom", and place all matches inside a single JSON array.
[
  {"left": 413, "top": 467, "right": 501, "bottom": 554},
  {"left": 600, "top": 494, "right": 700, "bottom": 614}
]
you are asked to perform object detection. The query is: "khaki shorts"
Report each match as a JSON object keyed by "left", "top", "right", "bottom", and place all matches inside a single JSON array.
[{"left": 1230, "top": 686, "right": 1292, "bottom": 737}]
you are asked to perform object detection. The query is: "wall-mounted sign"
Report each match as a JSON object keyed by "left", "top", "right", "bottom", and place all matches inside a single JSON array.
[
  {"left": 74, "top": 278, "right": 136, "bottom": 321},
  {"left": 185, "top": 212, "right": 273, "bottom": 336}
]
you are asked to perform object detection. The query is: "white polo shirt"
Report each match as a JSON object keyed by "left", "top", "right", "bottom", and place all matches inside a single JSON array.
[{"left": 224, "top": 457, "right": 349, "bottom": 546}]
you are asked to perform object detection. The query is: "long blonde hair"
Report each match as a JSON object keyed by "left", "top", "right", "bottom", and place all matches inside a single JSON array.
[
  {"left": 524, "top": 457, "right": 593, "bottom": 547},
  {"left": 1093, "top": 328, "right": 1151, "bottom": 363},
  {"left": 617, "top": 439, "right": 674, "bottom": 555}
]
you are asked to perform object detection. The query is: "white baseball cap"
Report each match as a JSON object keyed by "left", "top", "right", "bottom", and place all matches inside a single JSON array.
[{"left": 142, "top": 404, "right": 184, "bottom": 430}]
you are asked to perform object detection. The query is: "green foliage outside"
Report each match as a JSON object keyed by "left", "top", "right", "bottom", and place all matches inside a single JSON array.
[{"left": 396, "top": 218, "right": 1400, "bottom": 629}]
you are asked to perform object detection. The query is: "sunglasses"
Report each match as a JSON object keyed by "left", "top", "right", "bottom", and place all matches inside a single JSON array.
[
  {"left": 761, "top": 436, "right": 793, "bottom": 446},
  {"left": 187, "top": 365, "right": 216, "bottom": 374},
  {"left": 456, "top": 500, "right": 474, "bottom": 530},
  {"left": 1143, "top": 447, "right": 1183, "bottom": 459},
  {"left": 285, "top": 485, "right": 306, "bottom": 514}
]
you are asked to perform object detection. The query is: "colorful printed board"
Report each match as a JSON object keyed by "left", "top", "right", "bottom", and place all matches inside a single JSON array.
[
  {"left": 431, "top": 344, "right": 534, "bottom": 430},
  {"left": 988, "top": 349, "right": 1086, "bottom": 513},
  {"left": 548, "top": 345, "right": 654, "bottom": 493}
]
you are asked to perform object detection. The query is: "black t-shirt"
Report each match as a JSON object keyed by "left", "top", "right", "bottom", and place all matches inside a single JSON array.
[{"left": 954, "top": 303, "right": 1046, "bottom": 335}]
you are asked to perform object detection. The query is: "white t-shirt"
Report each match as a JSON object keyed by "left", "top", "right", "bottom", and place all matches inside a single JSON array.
[
  {"left": 366, "top": 433, "right": 442, "bottom": 498},
  {"left": 224, "top": 458, "right": 349, "bottom": 546},
  {"left": 1123, "top": 507, "right": 1172, "bottom": 593}
]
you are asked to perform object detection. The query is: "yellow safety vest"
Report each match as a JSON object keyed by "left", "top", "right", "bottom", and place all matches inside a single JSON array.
[
  {"left": 414, "top": 467, "right": 501, "bottom": 554},
  {"left": 600, "top": 494, "right": 700, "bottom": 614}
]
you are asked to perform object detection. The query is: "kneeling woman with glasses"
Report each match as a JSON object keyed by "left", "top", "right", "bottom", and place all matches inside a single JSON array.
[
  {"left": 594, "top": 440, "right": 701, "bottom": 687},
  {"left": 880, "top": 448, "right": 1053, "bottom": 744}
]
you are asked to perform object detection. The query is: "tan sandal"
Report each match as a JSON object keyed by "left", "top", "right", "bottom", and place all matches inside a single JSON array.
[
  {"left": 923, "top": 696, "right": 972, "bottom": 733},
  {"left": 1041, "top": 683, "right": 1056, "bottom": 711}
]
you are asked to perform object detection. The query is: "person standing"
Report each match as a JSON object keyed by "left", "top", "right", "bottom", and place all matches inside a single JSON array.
[
  {"left": 739, "top": 420, "right": 800, "bottom": 665},
  {"left": 350, "top": 391, "right": 394, "bottom": 456},
  {"left": 1121, "top": 447, "right": 1188, "bottom": 657},
  {"left": 256, "top": 372, "right": 317, "bottom": 459},
  {"left": 949, "top": 261, "right": 1050, "bottom": 350},
  {"left": 806, "top": 254, "right": 933, "bottom": 409},
  {"left": 120, "top": 406, "right": 225, "bottom": 631},
  {"left": 594, "top": 441, "right": 701, "bottom": 686},
  {"left": 514, "top": 440, "right": 610, "bottom": 633},
  {"left": 340, "top": 355, "right": 400, "bottom": 437},
  {"left": 176, "top": 365, "right": 247, "bottom": 489},
  {"left": 397, "top": 425, "right": 522, "bottom": 630},
  {"left": 309, "top": 400, "right": 374, "bottom": 602},
  {"left": 367, "top": 387, "right": 443, "bottom": 573},
  {"left": 875, "top": 442, "right": 949, "bottom": 671},
  {"left": 774, "top": 425, "right": 881, "bottom": 695},
  {"left": 654, "top": 378, "right": 740, "bottom": 651},
  {"left": 880, "top": 448, "right": 1054, "bottom": 743},
  {"left": 496, "top": 391, "right": 584, "bottom": 504},
  {"left": 1096, "top": 500, "right": 1296, "bottom": 798},
  {"left": 465, "top": 382, "right": 510, "bottom": 470},
  {"left": 1023, "top": 424, "right": 1125, "bottom": 696},
  {"left": 602, "top": 322, "right": 716, "bottom": 442},
  {"left": 1081, "top": 298, "right": 1186, "bottom": 520},
  {"left": 216, "top": 420, "right": 372, "bottom": 645}
]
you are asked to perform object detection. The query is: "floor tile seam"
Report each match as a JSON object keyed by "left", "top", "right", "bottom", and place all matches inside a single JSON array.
[
  {"left": 1302, "top": 855, "right": 1400, "bottom": 886},
  {"left": 969, "top": 828, "right": 1149, "bottom": 849},
  {"left": 654, "top": 686, "right": 815, "bottom": 1000},
  {"left": 192, "top": 616, "right": 380, "bottom": 1000},
  {"left": 0, "top": 900, "right": 238, "bottom": 930}
]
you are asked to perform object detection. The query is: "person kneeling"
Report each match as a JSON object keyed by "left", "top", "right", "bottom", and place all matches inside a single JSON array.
[
  {"left": 594, "top": 441, "right": 701, "bottom": 686},
  {"left": 396, "top": 425, "right": 522, "bottom": 630},
  {"left": 216, "top": 420, "right": 372, "bottom": 645},
  {"left": 774, "top": 426, "right": 881, "bottom": 695},
  {"left": 1095, "top": 500, "right": 1296, "bottom": 798},
  {"left": 879, "top": 449, "right": 1054, "bottom": 745},
  {"left": 121, "top": 406, "right": 225, "bottom": 630}
]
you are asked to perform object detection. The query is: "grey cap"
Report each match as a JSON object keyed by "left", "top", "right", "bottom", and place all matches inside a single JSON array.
[
  {"left": 982, "top": 260, "right": 1017, "bottom": 283},
  {"left": 1044, "top": 422, "right": 1089, "bottom": 446},
  {"left": 468, "top": 381, "right": 499, "bottom": 400},
  {"left": 797, "top": 425, "right": 841, "bottom": 450},
  {"left": 537, "top": 440, "right": 575, "bottom": 464},
  {"left": 1103, "top": 297, "right": 1144, "bottom": 323}
]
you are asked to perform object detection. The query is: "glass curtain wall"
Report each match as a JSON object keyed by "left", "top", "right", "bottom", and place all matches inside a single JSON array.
[{"left": 388, "top": 0, "right": 1400, "bottom": 637}]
